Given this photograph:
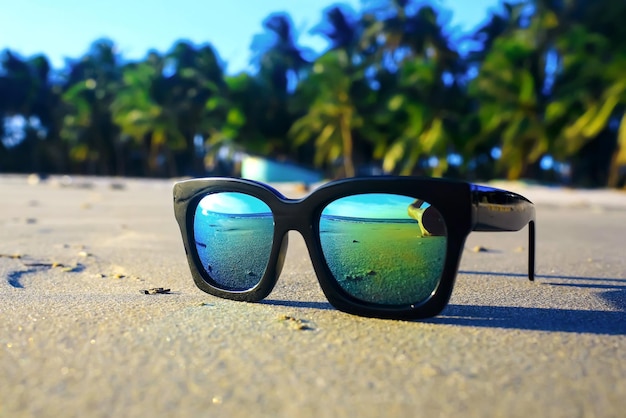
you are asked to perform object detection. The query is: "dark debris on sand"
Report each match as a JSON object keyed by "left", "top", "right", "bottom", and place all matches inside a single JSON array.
[{"left": 141, "top": 287, "right": 172, "bottom": 295}]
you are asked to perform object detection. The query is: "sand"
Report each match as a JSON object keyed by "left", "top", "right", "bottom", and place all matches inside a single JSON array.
[
  {"left": 1, "top": 175, "right": 625, "bottom": 417},
  {"left": 194, "top": 213, "right": 274, "bottom": 290},
  {"left": 319, "top": 219, "right": 446, "bottom": 305}
]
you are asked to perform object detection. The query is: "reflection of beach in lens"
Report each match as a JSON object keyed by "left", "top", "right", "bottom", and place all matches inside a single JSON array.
[
  {"left": 193, "top": 194, "right": 274, "bottom": 291},
  {"left": 320, "top": 195, "right": 447, "bottom": 306}
]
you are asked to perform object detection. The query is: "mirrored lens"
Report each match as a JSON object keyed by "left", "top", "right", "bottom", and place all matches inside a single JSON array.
[
  {"left": 320, "top": 194, "right": 447, "bottom": 305},
  {"left": 193, "top": 192, "right": 274, "bottom": 291}
]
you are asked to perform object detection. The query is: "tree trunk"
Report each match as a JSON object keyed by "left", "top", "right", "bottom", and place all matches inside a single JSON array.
[
  {"left": 340, "top": 112, "right": 355, "bottom": 178},
  {"left": 608, "top": 149, "right": 618, "bottom": 188}
]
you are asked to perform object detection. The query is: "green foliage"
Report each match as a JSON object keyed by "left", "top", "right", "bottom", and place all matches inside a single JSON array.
[
  {"left": 469, "top": 33, "right": 550, "bottom": 179},
  {"left": 290, "top": 50, "right": 364, "bottom": 177},
  {"left": 1, "top": 0, "right": 626, "bottom": 186}
]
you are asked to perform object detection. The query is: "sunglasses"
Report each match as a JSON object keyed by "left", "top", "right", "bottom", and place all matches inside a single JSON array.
[{"left": 173, "top": 177, "right": 535, "bottom": 319}]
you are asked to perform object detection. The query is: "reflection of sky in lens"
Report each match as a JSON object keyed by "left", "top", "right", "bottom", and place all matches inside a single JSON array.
[
  {"left": 323, "top": 194, "right": 427, "bottom": 219},
  {"left": 198, "top": 192, "right": 271, "bottom": 215}
]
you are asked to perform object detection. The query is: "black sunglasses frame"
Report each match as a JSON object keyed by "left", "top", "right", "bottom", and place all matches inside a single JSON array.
[{"left": 173, "top": 177, "right": 535, "bottom": 320}]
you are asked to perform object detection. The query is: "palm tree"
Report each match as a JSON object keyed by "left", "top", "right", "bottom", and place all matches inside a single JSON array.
[
  {"left": 0, "top": 50, "right": 62, "bottom": 173},
  {"left": 113, "top": 41, "right": 229, "bottom": 177},
  {"left": 111, "top": 53, "right": 185, "bottom": 176},
  {"left": 290, "top": 50, "right": 363, "bottom": 177},
  {"left": 469, "top": 32, "right": 551, "bottom": 179},
  {"left": 362, "top": 0, "right": 460, "bottom": 72},
  {"left": 0, "top": 50, "right": 36, "bottom": 172},
  {"left": 313, "top": 5, "right": 363, "bottom": 57},
  {"left": 248, "top": 13, "right": 311, "bottom": 159},
  {"left": 207, "top": 72, "right": 269, "bottom": 155},
  {"left": 542, "top": 0, "right": 626, "bottom": 186},
  {"left": 289, "top": 5, "right": 377, "bottom": 177},
  {"left": 60, "top": 39, "right": 122, "bottom": 174},
  {"left": 468, "top": 0, "right": 626, "bottom": 184},
  {"left": 377, "top": 56, "right": 470, "bottom": 177},
  {"left": 163, "top": 41, "right": 228, "bottom": 175},
  {"left": 470, "top": 2, "right": 524, "bottom": 61},
  {"left": 359, "top": 1, "right": 464, "bottom": 175},
  {"left": 466, "top": 0, "right": 563, "bottom": 180},
  {"left": 251, "top": 13, "right": 311, "bottom": 94}
]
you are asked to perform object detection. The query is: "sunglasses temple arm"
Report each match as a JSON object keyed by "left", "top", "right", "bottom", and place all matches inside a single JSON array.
[
  {"left": 471, "top": 185, "right": 536, "bottom": 281},
  {"left": 528, "top": 220, "right": 535, "bottom": 281}
]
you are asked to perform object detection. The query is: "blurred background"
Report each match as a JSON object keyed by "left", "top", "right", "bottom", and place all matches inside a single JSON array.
[{"left": 1, "top": 0, "right": 625, "bottom": 187}]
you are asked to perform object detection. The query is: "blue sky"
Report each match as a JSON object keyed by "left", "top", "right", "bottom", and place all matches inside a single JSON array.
[
  {"left": 197, "top": 192, "right": 418, "bottom": 218},
  {"left": 198, "top": 192, "right": 271, "bottom": 215},
  {"left": 1, "top": 0, "right": 502, "bottom": 74},
  {"left": 323, "top": 193, "right": 418, "bottom": 219}
]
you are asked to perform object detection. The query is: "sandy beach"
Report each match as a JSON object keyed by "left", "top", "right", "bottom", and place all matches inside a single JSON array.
[{"left": 1, "top": 175, "right": 625, "bottom": 417}]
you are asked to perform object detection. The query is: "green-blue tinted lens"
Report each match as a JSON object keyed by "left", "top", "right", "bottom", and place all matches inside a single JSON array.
[
  {"left": 320, "top": 193, "right": 447, "bottom": 305},
  {"left": 193, "top": 192, "right": 274, "bottom": 291}
]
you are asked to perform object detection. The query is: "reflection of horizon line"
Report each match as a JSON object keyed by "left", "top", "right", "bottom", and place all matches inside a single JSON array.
[
  {"left": 321, "top": 214, "right": 414, "bottom": 224},
  {"left": 200, "top": 211, "right": 273, "bottom": 218}
]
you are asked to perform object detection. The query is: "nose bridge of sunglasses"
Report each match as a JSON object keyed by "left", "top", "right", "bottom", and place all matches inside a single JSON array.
[
  {"left": 270, "top": 197, "right": 316, "bottom": 234},
  {"left": 269, "top": 199, "right": 327, "bottom": 280}
]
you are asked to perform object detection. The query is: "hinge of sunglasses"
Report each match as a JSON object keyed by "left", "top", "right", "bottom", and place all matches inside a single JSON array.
[{"left": 471, "top": 185, "right": 536, "bottom": 282}]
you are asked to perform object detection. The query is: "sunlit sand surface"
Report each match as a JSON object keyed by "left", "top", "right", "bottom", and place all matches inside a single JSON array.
[
  {"left": 194, "top": 214, "right": 274, "bottom": 290},
  {"left": 320, "top": 217, "right": 447, "bottom": 305}
]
